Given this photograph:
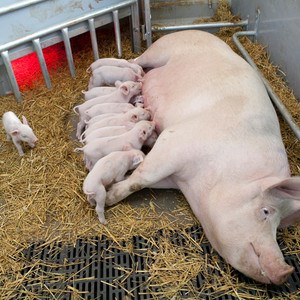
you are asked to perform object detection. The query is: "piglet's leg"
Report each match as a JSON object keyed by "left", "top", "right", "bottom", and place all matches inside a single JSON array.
[
  {"left": 76, "top": 120, "right": 86, "bottom": 139},
  {"left": 12, "top": 139, "right": 24, "bottom": 156},
  {"left": 106, "top": 130, "right": 180, "bottom": 206},
  {"left": 94, "top": 186, "right": 108, "bottom": 225},
  {"left": 87, "top": 194, "right": 96, "bottom": 207}
]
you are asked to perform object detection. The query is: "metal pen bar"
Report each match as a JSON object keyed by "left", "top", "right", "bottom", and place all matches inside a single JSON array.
[
  {"left": 233, "top": 31, "right": 300, "bottom": 140},
  {"left": 0, "top": 0, "right": 47, "bottom": 15},
  {"left": 32, "top": 38, "right": 52, "bottom": 89},
  {"left": 152, "top": 20, "right": 249, "bottom": 32},
  {"left": 113, "top": 10, "right": 122, "bottom": 58},
  {"left": 143, "top": 0, "right": 152, "bottom": 47},
  {"left": 0, "top": 0, "right": 137, "bottom": 52},
  {"left": 0, "top": 51, "right": 22, "bottom": 102},
  {"left": 0, "top": 0, "right": 138, "bottom": 101},
  {"left": 130, "top": 1, "right": 141, "bottom": 53},
  {"left": 88, "top": 18, "right": 99, "bottom": 60},
  {"left": 61, "top": 28, "right": 75, "bottom": 78}
]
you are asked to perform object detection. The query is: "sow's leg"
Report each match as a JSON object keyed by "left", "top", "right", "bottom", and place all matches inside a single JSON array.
[{"left": 106, "top": 129, "right": 180, "bottom": 206}]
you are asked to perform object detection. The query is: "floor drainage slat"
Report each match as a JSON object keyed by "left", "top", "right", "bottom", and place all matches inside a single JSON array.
[{"left": 18, "top": 225, "right": 300, "bottom": 299}]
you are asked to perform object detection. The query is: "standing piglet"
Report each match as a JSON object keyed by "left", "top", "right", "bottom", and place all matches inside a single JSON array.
[
  {"left": 2, "top": 111, "right": 38, "bottom": 156},
  {"left": 88, "top": 66, "right": 142, "bottom": 89},
  {"left": 75, "top": 120, "right": 155, "bottom": 170},
  {"left": 83, "top": 149, "right": 145, "bottom": 224}
]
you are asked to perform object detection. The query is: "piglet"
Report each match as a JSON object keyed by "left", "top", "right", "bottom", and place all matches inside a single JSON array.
[
  {"left": 130, "top": 94, "right": 144, "bottom": 107},
  {"left": 81, "top": 124, "right": 134, "bottom": 144},
  {"left": 2, "top": 111, "right": 38, "bottom": 156},
  {"left": 74, "top": 81, "right": 142, "bottom": 116},
  {"left": 82, "top": 86, "right": 117, "bottom": 101},
  {"left": 74, "top": 81, "right": 142, "bottom": 138},
  {"left": 143, "top": 130, "right": 158, "bottom": 148},
  {"left": 77, "top": 105, "right": 136, "bottom": 143},
  {"left": 83, "top": 149, "right": 145, "bottom": 224},
  {"left": 75, "top": 120, "right": 155, "bottom": 170},
  {"left": 88, "top": 66, "right": 142, "bottom": 89},
  {"left": 87, "top": 57, "right": 144, "bottom": 76},
  {"left": 82, "top": 107, "right": 151, "bottom": 138}
]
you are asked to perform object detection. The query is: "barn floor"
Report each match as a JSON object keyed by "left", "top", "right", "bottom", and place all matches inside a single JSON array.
[{"left": 1, "top": 3, "right": 300, "bottom": 299}]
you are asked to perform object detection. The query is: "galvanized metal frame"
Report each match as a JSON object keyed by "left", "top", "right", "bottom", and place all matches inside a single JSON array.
[
  {"left": 141, "top": 2, "right": 299, "bottom": 140},
  {"left": 0, "top": 0, "right": 141, "bottom": 102},
  {"left": 141, "top": 0, "right": 249, "bottom": 47},
  {"left": 232, "top": 10, "right": 300, "bottom": 140}
]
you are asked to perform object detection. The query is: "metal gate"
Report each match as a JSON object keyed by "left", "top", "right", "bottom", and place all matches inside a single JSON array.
[{"left": 0, "top": 0, "right": 141, "bottom": 101}]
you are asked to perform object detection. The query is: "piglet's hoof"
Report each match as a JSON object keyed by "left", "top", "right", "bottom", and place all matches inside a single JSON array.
[{"left": 99, "top": 219, "right": 108, "bottom": 225}]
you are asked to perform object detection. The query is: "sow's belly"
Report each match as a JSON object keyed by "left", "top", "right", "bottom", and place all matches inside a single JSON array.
[{"left": 141, "top": 52, "right": 258, "bottom": 134}]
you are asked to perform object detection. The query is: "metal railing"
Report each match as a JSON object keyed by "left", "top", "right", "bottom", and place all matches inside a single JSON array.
[{"left": 0, "top": 0, "right": 140, "bottom": 102}]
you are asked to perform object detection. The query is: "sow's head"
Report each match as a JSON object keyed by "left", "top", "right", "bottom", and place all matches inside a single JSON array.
[{"left": 201, "top": 177, "right": 300, "bottom": 285}]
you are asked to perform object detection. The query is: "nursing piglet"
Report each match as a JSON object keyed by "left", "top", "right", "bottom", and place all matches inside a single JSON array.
[
  {"left": 82, "top": 107, "right": 151, "bottom": 137},
  {"left": 130, "top": 95, "right": 144, "bottom": 107},
  {"left": 83, "top": 149, "right": 145, "bottom": 224},
  {"left": 87, "top": 57, "right": 144, "bottom": 76},
  {"left": 75, "top": 120, "right": 155, "bottom": 170},
  {"left": 82, "top": 86, "right": 117, "bottom": 101},
  {"left": 75, "top": 81, "right": 142, "bottom": 117},
  {"left": 2, "top": 111, "right": 38, "bottom": 156},
  {"left": 76, "top": 104, "right": 134, "bottom": 140},
  {"left": 81, "top": 125, "right": 134, "bottom": 144},
  {"left": 74, "top": 81, "right": 142, "bottom": 138},
  {"left": 143, "top": 130, "right": 158, "bottom": 148},
  {"left": 88, "top": 66, "right": 142, "bottom": 89}
]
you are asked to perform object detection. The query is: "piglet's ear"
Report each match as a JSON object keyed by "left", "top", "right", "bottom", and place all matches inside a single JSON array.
[
  {"left": 10, "top": 130, "right": 19, "bottom": 136},
  {"left": 120, "top": 84, "right": 130, "bottom": 96},
  {"left": 139, "top": 129, "right": 147, "bottom": 141},
  {"left": 132, "top": 154, "right": 144, "bottom": 166},
  {"left": 130, "top": 114, "right": 138, "bottom": 122},
  {"left": 22, "top": 116, "right": 28, "bottom": 125}
]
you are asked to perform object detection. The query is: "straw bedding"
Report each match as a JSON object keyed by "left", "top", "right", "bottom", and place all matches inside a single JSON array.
[{"left": 0, "top": 1, "right": 299, "bottom": 299}]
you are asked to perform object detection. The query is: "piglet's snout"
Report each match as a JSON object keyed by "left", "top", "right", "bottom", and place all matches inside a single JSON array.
[{"left": 30, "top": 138, "right": 38, "bottom": 148}]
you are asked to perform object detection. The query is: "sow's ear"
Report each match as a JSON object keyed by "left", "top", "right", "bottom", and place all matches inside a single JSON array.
[
  {"left": 267, "top": 177, "right": 300, "bottom": 199},
  {"left": 266, "top": 177, "right": 300, "bottom": 228}
]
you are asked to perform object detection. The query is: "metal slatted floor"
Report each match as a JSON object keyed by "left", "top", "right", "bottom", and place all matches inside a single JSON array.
[{"left": 19, "top": 225, "right": 300, "bottom": 299}]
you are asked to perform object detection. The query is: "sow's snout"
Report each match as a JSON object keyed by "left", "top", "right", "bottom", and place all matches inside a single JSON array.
[
  {"left": 246, "top": 242, "right": 295, "bottom": 285},
  {"left": 260, "top": 255, "right": 294, "bottom": 285}
]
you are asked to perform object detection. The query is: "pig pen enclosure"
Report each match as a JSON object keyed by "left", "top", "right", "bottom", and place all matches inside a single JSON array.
[{"left": 0, "top": 0, "right": 300, "bottom": 299}]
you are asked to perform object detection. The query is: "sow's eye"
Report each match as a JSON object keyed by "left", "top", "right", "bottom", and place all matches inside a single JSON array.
[{"left": 259, "top": 207, "right": 275, "bottom": 221}]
